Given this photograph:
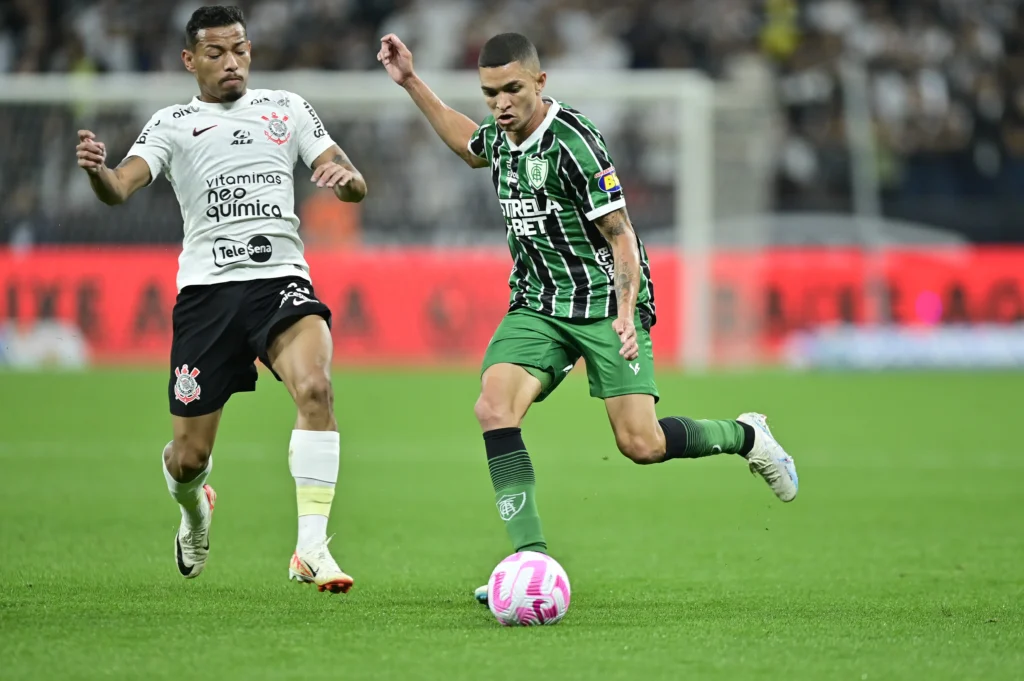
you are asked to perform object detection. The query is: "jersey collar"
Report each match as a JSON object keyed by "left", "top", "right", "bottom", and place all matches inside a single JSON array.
[
  {"left": 505, "top": 97, "right": 559, "bottom": 153},
  {"left": 190, "top": 89, "right": 254, "bottom": 111}
]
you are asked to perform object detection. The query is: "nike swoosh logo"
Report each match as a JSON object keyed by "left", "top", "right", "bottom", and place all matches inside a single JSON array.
[
  {"left": 193, "top": 125, "right": 218, "bottom": 137},
  {"left": 175, "top": 536, "right": 195, "bottom": 576}
]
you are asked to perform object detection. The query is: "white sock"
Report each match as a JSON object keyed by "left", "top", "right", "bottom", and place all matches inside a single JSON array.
[
  {"left": 162, "top": 442, "right": 211, "bottom": 529},
  {"left": 289, "top": 430, "right": 339, "bottom": 550}
]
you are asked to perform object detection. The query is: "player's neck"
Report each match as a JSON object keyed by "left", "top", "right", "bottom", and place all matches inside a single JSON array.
[
  {"left": 196, "top": 89, "right": 247, "bottom": 104},
  {"left": 508, "top": 99, "right": 550, "bottom": 146}
]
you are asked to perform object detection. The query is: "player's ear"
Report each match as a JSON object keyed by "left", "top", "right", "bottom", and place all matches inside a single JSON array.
[
  {"left": 535, "top": 71, "right": 547, "bottom": 94},
  {"left": 182, "top": 49, "right": 197, "bottom": 74}
]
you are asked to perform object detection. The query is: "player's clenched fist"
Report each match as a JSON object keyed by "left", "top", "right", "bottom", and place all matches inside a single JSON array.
[
  {"left": 377, "top": 34, "right": 415, "bottom": 86},
  {"left": 76, "top": 130, "right": 107, "bottom": 174}
]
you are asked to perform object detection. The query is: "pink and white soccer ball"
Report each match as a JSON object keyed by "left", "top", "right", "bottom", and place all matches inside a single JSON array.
[{"left": 487, "top": 551, "right": 571, "bottom": 626}]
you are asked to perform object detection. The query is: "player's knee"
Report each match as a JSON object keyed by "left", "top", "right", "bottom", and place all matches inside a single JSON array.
[
  {"left": 474, "top": 393, "right": 519, "bottom": 431},
  {"left": 616, "top": 433, "right": 662, "bottom": 465},
  {"left": 294, "top": 375, "right": 333, "bottom": 416},
  {"left": 170, "top": 435, "right": 213, "bottom": 476}
]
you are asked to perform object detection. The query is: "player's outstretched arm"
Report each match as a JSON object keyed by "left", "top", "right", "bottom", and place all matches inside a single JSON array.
[
  {"left": 596, "top": 208, "right": 642, "bottom": 361},
  {"left": 310, "top": 144, "right": 367, "bottom": 203},
  {"left": 76, "top": 130, "right": 152, "bottom": 206},
  {"left": 377, "top": 34, "right": 487, "bottom": 169}
]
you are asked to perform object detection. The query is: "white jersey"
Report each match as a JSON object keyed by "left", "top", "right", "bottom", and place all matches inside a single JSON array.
[{"left": 125, "top": 89, "right": 336, "bottom": 291}]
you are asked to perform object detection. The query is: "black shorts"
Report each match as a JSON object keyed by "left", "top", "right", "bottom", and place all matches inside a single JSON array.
[{"left": 168, "top": 276, "right": 332, "bottom": 417}]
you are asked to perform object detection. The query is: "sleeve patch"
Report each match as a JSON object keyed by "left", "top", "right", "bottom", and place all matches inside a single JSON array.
[{"left": 596, "top": 170, "right": 621, "bottom": 194}]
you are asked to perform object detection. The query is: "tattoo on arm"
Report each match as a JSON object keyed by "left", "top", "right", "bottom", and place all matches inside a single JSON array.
[
  {"left": 595, "top": 209, "right": 640, "bottom": 316},
  {"left": 595, "top": 210, "right": 629, "bottom": 240}
]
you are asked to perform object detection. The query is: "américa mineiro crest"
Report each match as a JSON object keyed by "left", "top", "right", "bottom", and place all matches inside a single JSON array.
[
  {"left": 525, "top": 155, "right": 547, "bottom": 190},
  {"left": 496, "top": 492, "right": 526, "bottom": 521},
  {"left": 174, "top": 364, "right": 201, "bottom": 404}
]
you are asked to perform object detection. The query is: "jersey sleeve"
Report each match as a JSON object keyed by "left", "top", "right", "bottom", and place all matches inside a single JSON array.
[
  {"left": 467, "top": 117, "right": 496, "bottom": 163},
  {"left": 558, "top": 118, "right": 625, "bottom": 222},
  {"left": 292, "top": 92, "right": 337, "bottom": 168},
  {"left": 124, "top": 113, "right": 172, "bottom": 186}
]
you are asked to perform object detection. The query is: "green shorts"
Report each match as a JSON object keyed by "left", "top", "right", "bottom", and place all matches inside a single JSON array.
[{"left": 481, "top": 307, "right": 659, "bottom": 403}]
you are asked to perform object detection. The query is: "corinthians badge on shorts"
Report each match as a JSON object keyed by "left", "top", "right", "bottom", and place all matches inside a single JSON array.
[
  {"left": 261, "top": 112, "right": 291, "bottom": 145},
  {"left": 174, "top": 364, "right": 202, "bottom": 405}
]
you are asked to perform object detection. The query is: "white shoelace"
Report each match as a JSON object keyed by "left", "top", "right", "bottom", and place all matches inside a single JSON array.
[{"left": 308, "top": 534, "right": 342, "bottom": 572}]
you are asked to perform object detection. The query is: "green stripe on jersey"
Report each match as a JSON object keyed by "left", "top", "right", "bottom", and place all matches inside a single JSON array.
[{"left": 467, "top": 99, "right": 656, "bottom": 325}]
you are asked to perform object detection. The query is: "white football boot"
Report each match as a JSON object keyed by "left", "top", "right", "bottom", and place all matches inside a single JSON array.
[
  {"left": 174, "top": 484, "right": 216, "bottom": 579},
  {"left": 737, "top": 413, "right": 799, "bottom": 502},
  {"left": 289, "top": 536, "right": 354, "bottom": 594},
  {"left": 474, "top": 584, "right": 488, "bottom": 605}
]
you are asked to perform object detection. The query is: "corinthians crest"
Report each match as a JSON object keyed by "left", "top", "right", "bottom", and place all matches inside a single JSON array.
[
  {"left": 173, "top": 364, "right": 201, "bottom": 405},
  {"left": 525, "top": 155, "right": 547, "bottom": 190},
  {"left": 261, "top": 112, "right": 291, "bottom": 145},
  {"left": 496, "top": 492, "right": 526, "bottom": 521}
]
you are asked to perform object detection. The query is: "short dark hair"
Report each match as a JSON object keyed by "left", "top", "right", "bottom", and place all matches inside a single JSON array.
[
  {"left": 478, "top": 33, "right": 539, "bottom": 70},
  {"left": 185, "top": 6, "right": 246, "bottom": 49}
]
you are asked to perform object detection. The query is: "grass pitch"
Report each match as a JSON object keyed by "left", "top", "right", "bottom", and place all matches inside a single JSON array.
[{"left": 0, "top": 368, "right": 1021, "bottom": 680}]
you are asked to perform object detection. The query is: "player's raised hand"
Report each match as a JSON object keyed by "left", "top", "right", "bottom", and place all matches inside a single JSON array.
[
  {"left": 311, "top": 160, "right": 356, "bottom": 190},
  {"left": 377, "top": 34, "right": 415, "bottom": 86},
  {"left": 76, "top": 130, "right": 107, "bottom": 174},
  {"left": 612, "top": 317, "right": 639, "bottom": 361}
]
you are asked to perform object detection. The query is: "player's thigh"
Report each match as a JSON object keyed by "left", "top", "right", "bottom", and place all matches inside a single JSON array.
[
  {"left": 247, "top": 277, "right": 334, "bottom": 394},
  {"left": 574, "top": 312, "right": 659, "bottom": 402},
  {"left": 481, "top": 308, "right": 580, "bottom": 405},
  {"left": 265, "top": 314, "right": 333, "bottom": 401},
  {"left": 169, "top": 283, "right": 258, "bottom": 419},
  {"left": 604, "top": 393, "right": 661, "bottom": 453}
]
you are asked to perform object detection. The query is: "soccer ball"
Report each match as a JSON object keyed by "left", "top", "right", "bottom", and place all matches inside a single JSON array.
[{"left": 486, "top": 551, "right": 571, "bottom": 626}]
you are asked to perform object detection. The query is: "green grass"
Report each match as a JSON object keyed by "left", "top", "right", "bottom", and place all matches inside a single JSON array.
[{"left": 0, "top": 368, "right": 1021, "bottom": 680}]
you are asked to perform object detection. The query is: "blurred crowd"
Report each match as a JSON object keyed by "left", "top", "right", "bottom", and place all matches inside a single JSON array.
[
  {"left": 772, "top": 0, "right": 1024, "bottom": 242},
  {"left": 1, "top": 0, "right": 1023, "bottom": 245}
]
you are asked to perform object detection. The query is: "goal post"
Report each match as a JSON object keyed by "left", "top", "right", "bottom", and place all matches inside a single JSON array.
[{"left": 0, "top": 69, "right": 757, "bottom": 371}]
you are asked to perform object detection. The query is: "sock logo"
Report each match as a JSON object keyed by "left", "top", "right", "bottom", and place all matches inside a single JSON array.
[
  {"left": 496, "top": 492, "right": 526, "bottom": 522},
  {"left": 629, "top": 362, "right": 640, "bottom": 375}
]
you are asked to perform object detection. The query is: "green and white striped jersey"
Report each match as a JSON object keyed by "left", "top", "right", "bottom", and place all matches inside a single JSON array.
[{"left": 468, "top": 98, "right": 656, "bottom": 327}]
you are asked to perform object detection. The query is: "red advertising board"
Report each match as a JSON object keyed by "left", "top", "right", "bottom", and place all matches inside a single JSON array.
[{"left": 2, "top": 247, "right": 1023, "bottom": 365}]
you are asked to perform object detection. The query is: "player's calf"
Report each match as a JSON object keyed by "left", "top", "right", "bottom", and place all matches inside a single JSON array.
[
  {"left": 658, "top": 416, "right": 754, "bottom": 460},
  {"left": 476, "top": 364, "right": 548, "bottom": 554}
]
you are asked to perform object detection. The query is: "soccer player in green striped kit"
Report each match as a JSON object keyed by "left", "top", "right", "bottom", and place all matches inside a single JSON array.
[{"left": 379, "top": 32, "right": 800, "bottom": 601}]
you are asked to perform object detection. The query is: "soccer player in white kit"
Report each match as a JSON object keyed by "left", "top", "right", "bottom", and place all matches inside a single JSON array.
[{"left": 75, "top": 6, "right": 364, "bottom": 594}]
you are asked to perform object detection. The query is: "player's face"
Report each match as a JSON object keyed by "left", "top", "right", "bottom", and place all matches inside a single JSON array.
[
  {"left": 479, "top": 62, "right": 546, "bottom": 136},
  {"left": 183, "top": 24, "right": 251, "bottom": 103}
]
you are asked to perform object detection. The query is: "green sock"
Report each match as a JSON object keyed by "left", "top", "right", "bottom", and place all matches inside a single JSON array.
[
  {"left": 484, "top": 427, "right": 547, "bottom": 553},
  {"left": 659, "top": 417, "right": 754, "bottom": 459}
]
